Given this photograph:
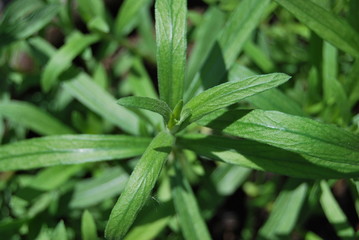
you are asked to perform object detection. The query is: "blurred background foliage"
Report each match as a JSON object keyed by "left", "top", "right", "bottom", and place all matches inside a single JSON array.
[{"left": 0, "top": 0, "right": 359, "bottom": 239}]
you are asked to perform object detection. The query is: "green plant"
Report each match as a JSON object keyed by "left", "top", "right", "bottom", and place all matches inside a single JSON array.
[{"left": 1, "top": 0, "right": 359, "bottom": 239}]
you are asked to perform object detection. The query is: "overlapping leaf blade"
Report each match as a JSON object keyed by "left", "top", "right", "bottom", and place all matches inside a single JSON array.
[
  {"left": 171, "top": 161, "right": 212, "bottom": 240},
  {"left": 0, "top": 135, "right": 150, "bottom": 171},
  {"left": 178, "top": 134, "right": 351, "bottom": 178},
  {"left": 275, "top": 0, "right": 359, "bottom": 58},
  {"left": 198, "top": 109, "right": 359, "bottom": 178},
  {"left": 228, "top": 64, "right": 304, "bottom": 116},
  {"left": 124, "top": 202, "right": 173, "bottom": 240},
  {"left": 114, "top": 0, "right": 151, "bottom": 36},
  {"left": 63, "top": 73, "right": 141, "bottom": 135},
  {"left": 258, "top": 180, "right": 308, "bottom": 239},
  {"left": 105, "top": 131, "right": 174, "bottom": 240},
  {"left": 320, "top": 181, "right": 355, "bottom": 238},
  {"left": 0, "top": 0, "right": 60, "bottom": 47},
  {"left": 185, "top": 7, "right": 225, "bottom": 87},
  {"left": 0, "top": 101, "right": 74, "bottom": 135},
  {"left": 155, "top": 0, "right": 187, "bottom": 109},
  {"left": 70, "top": 167, "right": 129, "bottom": 208},
  {"left": 183, "top": 73, "right": 291, "bottom": 123},
  {"left": 42, "top": 32, "right": 100, "bottom": 91},
  {"left": 197, "top": 164, "right": 251, "bottom": 219},
  {"left": 185, "top": 0, "right": 270, "bottom": 100}
]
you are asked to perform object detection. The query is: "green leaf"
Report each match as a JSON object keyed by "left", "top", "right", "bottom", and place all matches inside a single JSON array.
[
  {"left": 184, "top": 0, "right": 270, "bottom": 101},
  {"left": 118, "top": 96, "right": 172, "bottom": 123},
  {"left": 185, "top": 7, "right": 225, "bottom": 87},
  {"left": 88, "top": 17, "right": 109, "bottom": 33},
  {"left": 82, "top": 210, "right": 98, "bottom": 240},
  {"left": 320, "top": 181, "right": 355, "bottom": 238},
  {"left": 0, "top": 101, "right": 75, "bottom": 135},
  {"left": 243, "top": 41, "right": 275, "bottom": 73},
  {"left": 70, "top": 167, "right": 129, "bottom": 208},
  {"left": 183, "top": 73, "right": 291, "bottom": 123},
  {"left": 126, "top": 58, "right": 158, "bottom": 99},
  {"left": 200, "top": 109, "right": 359, "bottom": 178},
  {"left": 52, "top": 220, "right": 67, "bottom": 240},
  {"left": 171, "top": 161, "right": 212, "bottom": 240},
  {"left": 114, "top": 0, "right": 151, "bottom": 36},
  {"left": 274, "top": 0, "right": 359, "bottom": 58},
  {"left": 105, "top": 131, "right": 174, "bottom": 240},
  {"left": 155, "top": 0, "right": 187, "bottom": 109},
  {"left": 42, "top": 32, "right": 100, "bottom": 91},
  {"left": 228, "top": 64, "right": 304, "bottom": 116},
  {"left": 77, "top": 0, "right": 108, "bottom": 33},
  {"left": 197, "top": 164, "right": 250, "bottom": 219},
  {"left": 137, "top": 8, "right": 157, "bottom": 61},
  {"left": 28, "top": 165, "right": 82, "bottom": 191},
  {"left": 77, "top": 0, "right": 105, "bottom": 22},
  {"left": 0, "top": 0, "right": 60, "bottom": 47},
  {"left": 0, "top": 219, "right": 27, "bottom": 238},
  {"left": 0, "top": 135, "right": 150, "bottom": 171},
  {"left": 63, "top": 73, "right": 141, "bottom": 135},
  {"left": 349, "top": 60, "right": 359, "bottom": 107},
  {"left": 258, "top": 180, "right": 308, "bottom": 239},
  {"left": 322, "top": 42, "right": 350, "bottom": 124},
  {"left": 125, "top": 201, "right": 173, "bottom": 240},
  {"left": 178, "top": 133, "right": 349, "bottom": 178}
]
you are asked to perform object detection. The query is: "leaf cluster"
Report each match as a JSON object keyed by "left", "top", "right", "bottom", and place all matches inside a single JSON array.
[{"left": 0, "top": 0, "right": 359, "bottom": 239}]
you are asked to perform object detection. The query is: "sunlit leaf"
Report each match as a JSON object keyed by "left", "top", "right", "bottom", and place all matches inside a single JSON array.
[
  {"left": 0, "top": 135, "right": 150, "bottom": 171},
  {"left": 105, "top": 131, "right": 174, "bottom": 240},
  {"left": 183, "top": 73, "right": 290, "bottom": 122},
  {"left": 155, "top": 0, "right": 187, "bottom": 109},
  {"left": 118, "top": 96, "right": 172, "bottom": 123}
]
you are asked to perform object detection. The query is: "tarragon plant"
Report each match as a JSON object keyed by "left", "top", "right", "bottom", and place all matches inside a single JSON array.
[{"left": 1, "top": 0, "right": 359, "bottom": 239}]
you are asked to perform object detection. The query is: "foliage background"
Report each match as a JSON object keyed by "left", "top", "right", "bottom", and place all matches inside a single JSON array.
[{"left": 0, "top": 0, "right": 359, "bottom": 239}]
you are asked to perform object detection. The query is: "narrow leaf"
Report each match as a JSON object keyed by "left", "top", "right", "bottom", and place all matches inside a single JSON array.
[
  {"left": 171, "top": 161, "right": 212, "bottom": 240},
  {"left": 243, "top": 41, "right": 275, "bottom": 73},
  {"left": 320, "top": 181, "right": 355, "bottom": 237},
  {"left": 258, "top": 180, "right": 308, "bottom": 239},
  {"left": 155, "top": 0, "right": 187, "bottom": 109},
  {"left": 118, "top": 96, "right": 172, "bottom": 123},
  {"left": 200, "top": 109, "right": 359, "bottom": 177},
  {"left": 127, "top": 58, "right": 158, "bottom": 99},
  {"left": 77, "top": 0, "right": 105, "bottom": 22},
  {"left": 185, "top": 7, "right": 225, "bottom": 87},
  {"left": 0, "top": 135, "right": 150, "bottom": 171},
  {"left": 0, "top": 101, "right": 75, "bottom": 135},
  {"left": 114, "top": 0, "right": 151, "bottom": 36},
  {"left": 125, "top": 201, "right": 173, "bottom": 240},
  {"left": 105, "top": 131, "right": 174, "bottom": 240},
  {"left": 228, "top": 64, "right": 304, "bottom": 116},
  {"left": 0, "top": 0, "right": 60, "bottom": 47},
  {"left": 197, "top": 164, "right": 250, "bottom": 219},
  {"left": 63, "top": 73, "right": 141, "bottom": 135},
  {"left": 82, "top": 210, "right": 98, "bottom": 240},
  {"left": 185, "top": 0, "right": 270, "bottom": 101},
  {"left": 28, "top": 165, "right": 82, "bottom": 191},
  {"left": 275, "top": 0, "right": 359, "bottom": 58},
  {"left": 322, "top": 42, "right": 350, "bottom": 124},
  {"left": 178, "top": 133, "right": 351, "bottom": 179},
  {"left": 52, "top": 220, "right": 67, "bottom": 240},
  {"left": 42, "top": 32, "right": 99, "bottom": 91},
  {"left": 183, "top": 73, "right": 291, "bottom": 123},
  {"left": 70, "top": 167, "right": 129, "bottom": 208}
]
